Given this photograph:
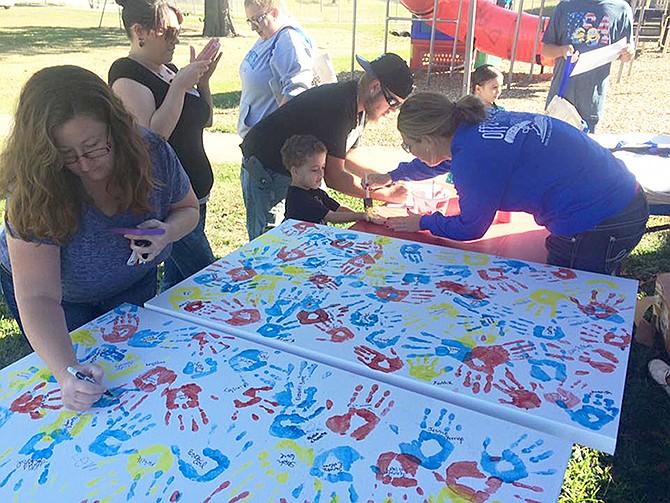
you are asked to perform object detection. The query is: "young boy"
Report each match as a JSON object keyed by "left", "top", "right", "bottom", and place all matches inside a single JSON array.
[{"left": 282, "top": 134, "right": 380, "bottom": 225}]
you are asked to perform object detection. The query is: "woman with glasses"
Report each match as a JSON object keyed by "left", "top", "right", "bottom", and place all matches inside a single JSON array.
[
  {"left": 110, "top": 0, "right": 220, "bottom": 290},
  {"left": 368, "top": 92, "right": 648, "bottom": 276},
  {"left": 0, "top": 66, "right": 199, "bottom": 410},
  {"left": 238, "top": 0, "right": 315, "bottom": 139}
]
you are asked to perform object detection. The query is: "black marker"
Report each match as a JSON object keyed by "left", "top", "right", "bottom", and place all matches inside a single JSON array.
[
  {"left": 363, "top": 174, "right": 373, "bottom": 210},
  {"left": 66, "top": 366, "right": 114, "bottom": 398}
]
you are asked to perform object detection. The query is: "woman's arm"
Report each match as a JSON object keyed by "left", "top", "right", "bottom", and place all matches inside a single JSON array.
[
  {"left": 112, "top": 58, "right": 211, "bottom": 139},
  {"left": 270, "top": 29, "right": 314, "bottom": 105},
  {"left": 6, "top": 236, "right": 107, "bottom": 410},
  {"left": 128, "top": 187, "right": 200, "bottom": 263}
]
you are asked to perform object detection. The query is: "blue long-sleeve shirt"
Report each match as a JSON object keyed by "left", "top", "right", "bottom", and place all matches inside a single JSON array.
[
  {"left": 419, "top": 112, "right": 637, "bottom": 240},
  {"left": 389, "top": 158, "right": 451, "bottom": 182}
]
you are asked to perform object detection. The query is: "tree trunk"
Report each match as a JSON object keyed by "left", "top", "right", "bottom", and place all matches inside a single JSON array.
[{"left": 203, "top": 0, "right": 237, "bottom": 37}]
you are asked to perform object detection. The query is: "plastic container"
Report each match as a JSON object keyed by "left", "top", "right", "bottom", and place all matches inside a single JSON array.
[{"left": 412, "top": 188, "right": 451, "bottom": 214}]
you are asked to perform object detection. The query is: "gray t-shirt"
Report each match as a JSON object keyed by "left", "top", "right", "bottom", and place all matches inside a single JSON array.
[
  {"left": 238, "top": 21, "right": 315, "bottom": 138},
  {"left": 0, "top": 130, "right": 191, "bottom": 304},
  {"left": 543, "top": 0, "right": 633, "bottom": 126}
]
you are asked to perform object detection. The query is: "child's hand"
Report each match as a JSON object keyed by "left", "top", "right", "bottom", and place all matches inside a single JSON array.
[
  {"left": 364, "top": 173, "right": 393, "bottom": 189},
  {"left": 366, "top": 208, "right": 387, "bottom": 225}
]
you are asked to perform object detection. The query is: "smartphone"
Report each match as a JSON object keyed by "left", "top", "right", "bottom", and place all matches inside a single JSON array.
[{"left": 110, "top": 227, "right": 166, "bottom": 236}]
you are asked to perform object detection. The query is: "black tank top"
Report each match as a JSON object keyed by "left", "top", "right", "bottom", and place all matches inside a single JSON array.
[{"left": 109, "top": 58, "right": 214, "bottom": 200}]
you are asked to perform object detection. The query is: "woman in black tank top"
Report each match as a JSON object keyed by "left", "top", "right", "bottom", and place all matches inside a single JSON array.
[{"left": 110, "top": 0, "right": 221, "bottom": 289}]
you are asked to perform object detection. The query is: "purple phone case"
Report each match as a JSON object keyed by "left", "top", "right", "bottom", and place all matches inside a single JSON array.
[{"left": 110, "top": 227, "right": 166, "bottom": 236}]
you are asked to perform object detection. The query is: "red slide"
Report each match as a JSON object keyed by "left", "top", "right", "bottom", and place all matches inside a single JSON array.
[{"left": 400, "top": 0, "right": 551, "bottom": 64}]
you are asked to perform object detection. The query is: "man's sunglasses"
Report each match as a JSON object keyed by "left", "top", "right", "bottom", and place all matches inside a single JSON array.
[{"left": 381, "top": 86, "right": 402, "bottom": 109}]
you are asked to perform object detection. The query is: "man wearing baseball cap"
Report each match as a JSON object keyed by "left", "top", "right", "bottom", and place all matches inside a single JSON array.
[{"left": 239, "top": 53, "right": 414, "bottom": 240}]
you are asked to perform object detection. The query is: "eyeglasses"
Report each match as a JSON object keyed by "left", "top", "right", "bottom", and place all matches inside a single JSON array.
[
  {"left": 401, "top": 141, "right": 412, "bottom": 153},
  {"left": 60, "top": 134, "right": 112, "bottom": 167},
  {"left": 381, "top": 86, "right": 402, "bottom": 110},
  {"left": 157, "top": 26, "right": 180, "bottom": 43},
  {"left": 246, "top": 11, "right": 271, "bottom": 28}
]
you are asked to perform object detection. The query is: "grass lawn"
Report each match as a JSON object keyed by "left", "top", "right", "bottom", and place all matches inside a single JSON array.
[{"left": 1, "top": 3, "right": 670, "bottom": 502}]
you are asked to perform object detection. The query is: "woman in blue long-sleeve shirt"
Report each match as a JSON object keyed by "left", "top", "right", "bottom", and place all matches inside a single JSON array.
[{"left": 369, "top": 92, "right": 648, "bottom": 275}]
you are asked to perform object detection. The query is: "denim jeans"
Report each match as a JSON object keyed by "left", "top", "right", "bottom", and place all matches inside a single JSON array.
[
  {"left": 162, "top": 202, "right": 215, "bottom": 291},
  {"left": 545, "top": 188, "right": 649, "bottom": 275},
  {"left": 0, "top": 263, "right": 157, "bottom": 332},
  {"left": 241, "top": 156, "right": 291, "bottom": 241}
]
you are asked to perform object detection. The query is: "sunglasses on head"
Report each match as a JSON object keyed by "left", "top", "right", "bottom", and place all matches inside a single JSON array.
[
  {"left": 246, "top": 11, "right": 271, "bottom": 28},
  {"left": 381, "top": 85, "right": 402, "bottom": 109}
]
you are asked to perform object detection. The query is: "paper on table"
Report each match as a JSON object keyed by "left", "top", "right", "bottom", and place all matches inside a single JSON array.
[{"left": 571, "top": 38, "right": 628, "bottom": 77}]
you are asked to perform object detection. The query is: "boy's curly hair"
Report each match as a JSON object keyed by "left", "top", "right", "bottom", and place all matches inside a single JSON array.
[{"left": 281, "top": 134, "right": 327, "bottom": 171}]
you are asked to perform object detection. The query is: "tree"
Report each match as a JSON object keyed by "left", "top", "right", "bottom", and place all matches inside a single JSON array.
[{"left": 203, "top": 0, "right": 237, "bottom": 37}]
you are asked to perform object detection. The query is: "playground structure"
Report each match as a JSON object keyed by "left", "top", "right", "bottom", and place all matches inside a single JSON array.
[{"left": 378, "top": 0, "right": 551, "bottom": 92}]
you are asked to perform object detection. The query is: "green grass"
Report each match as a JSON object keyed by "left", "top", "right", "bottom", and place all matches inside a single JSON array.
[{"left": 1, "top": 4, "right": 670, "bottom": 502}]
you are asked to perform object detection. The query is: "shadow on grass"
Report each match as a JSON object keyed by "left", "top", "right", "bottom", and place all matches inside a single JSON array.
[{"left": 0, "top": 26, "right": 126, "bottom": 56}]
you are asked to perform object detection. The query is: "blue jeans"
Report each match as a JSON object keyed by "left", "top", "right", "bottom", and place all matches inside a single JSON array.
[
  {"left": 241, "top": 156, "right": 291, "bottom": 241},
  {"left": 0, "top": 264, "right": 157, "bottom": 332},
  {"left": 162, "top": 202, "right": 215, "bottom": 291},
  {"left": 545, "top": 188, "right": 649, "bottom": 275}
]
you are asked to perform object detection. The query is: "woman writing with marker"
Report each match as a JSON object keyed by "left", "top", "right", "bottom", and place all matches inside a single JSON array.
[{"left": 0, "top": 66, "right": 199, "bottom": 410}]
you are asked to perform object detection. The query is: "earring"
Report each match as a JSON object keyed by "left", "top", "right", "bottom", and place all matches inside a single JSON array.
[{"left": 138, "top": 39, "right": 145, "bottom": 48}]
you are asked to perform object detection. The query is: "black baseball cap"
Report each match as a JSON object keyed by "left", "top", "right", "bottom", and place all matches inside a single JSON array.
[{"left": 356, "top": 53, "right": 414, "bottom": 99}]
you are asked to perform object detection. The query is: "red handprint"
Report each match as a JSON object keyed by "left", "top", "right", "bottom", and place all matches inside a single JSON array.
[
  {"left": 354, "top": 345, "right": 404, "bottom": 373},
  {"left": 434, "top": 461, "right": 503, "bottom": 503},
  {"left": 493, "top": 368, "right": 541, "bottom": 409},
  {"left": 225, "top": 266, "right": 256, "bottom": 282},
  {"left": 373, "top": 452, "right": 421, "bottom": 488},
  {"left": 163, "top": 383, "right": 210, "bottom": 432},
  {"left": 10, "top": 381, "right": 62, "bottom": 419},
  {"left": 341, "top": 254, "right": 376, "bottom": 275},
  {"left": 326, "top": 384, "right": 394, "bottom": 440},
  {"left": 569, "top": 290, "right": 627, "bottom": 320},
  {"left": 231, "top": 386, "right": 278, "bottom": 422},
  {"left": 436, "top": 280, "right": 488, "bottom": 300},
  {"left": 309, "top": 273, "right": 340, "bottom": 290},
  {"left": 100, "top": 312, "right": 140, "bottom": 343},
  {"left": 478, "top": 268, "right": 528, "bottom": 293}
]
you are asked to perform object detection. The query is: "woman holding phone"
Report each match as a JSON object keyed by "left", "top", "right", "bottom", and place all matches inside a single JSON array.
[
  {"left": 0, "top": 66, "right": 199, "bottom": 410},
  {"left": 110, "top": 0, "right": 221, "bottom": 289}
]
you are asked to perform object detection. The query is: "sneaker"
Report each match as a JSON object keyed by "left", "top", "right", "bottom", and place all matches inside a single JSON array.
[{"left": 648, "top": 359, "right": 670, "bottom": 397}]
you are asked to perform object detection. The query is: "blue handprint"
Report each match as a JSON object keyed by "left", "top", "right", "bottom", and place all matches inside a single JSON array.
[
  {"left": 399, "top": 408, "right": 460, "bottom": 470},
  {"left": 229, "top": 349, "right": 268, "bottom": 373},
  {"left": 171, "top": 445, "right": 230, "bottom": 482},
  {"left": 402, "top": 272, "right": 431, "bottom": 285},
  {"left": 183, "top": 358, "right": 218, "bottom": 379},
  {"left": 557, "top": 392, "right": 619, "bottom": 430},
  {"left": 400, "top": 244, "right": 423, "bottom": 263},
  {"left": 480, "top": 434, "right": 556, "bottom": 483},
  {"left": 403, "top": 332, "right": 471, "bottom": 361},
  {"left": 89, "top": 413, "right": 155, "bottom": 457},
  {"left": 528, "top": 358, "right": 567, "bottom": 382},
  {"left": 128, "top": 329, "right": 170, "bottom": 348},
  {"left": 310, "top": 446, "right": 362, "bottom": 483},
  {"left": 80, "top": 343, "right": 126, "bottom": 364}
]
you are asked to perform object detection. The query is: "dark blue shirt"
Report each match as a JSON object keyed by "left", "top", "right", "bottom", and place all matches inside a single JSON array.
[{"left": 419, "top": 112, "right": 637, "bottom": 240}]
